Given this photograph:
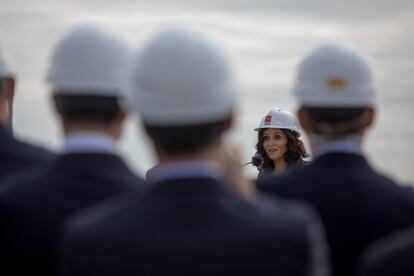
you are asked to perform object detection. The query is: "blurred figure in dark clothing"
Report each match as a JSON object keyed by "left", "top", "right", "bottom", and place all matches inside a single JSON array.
[
  {"left": 358, "top": 225, "right": 414, "bottom": 276},
  {"left": 258, "top": 42, "right": 414, "bottom": 276},
  {"left": 0, "top": 23, "right": 145, "bottom": 276},
  {"left": 59, "top": 26, "right": 329, "bottom": 276}
]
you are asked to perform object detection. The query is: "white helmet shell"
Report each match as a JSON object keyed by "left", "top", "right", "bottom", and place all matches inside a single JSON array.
[
  {"left": 0, "top": 43, "right": 15, "bottom": 77},
  {"left": 293, "top": 42, "right": 376, "bottom": 107},
  {"left": 46, "top": 23, "right": 131, "bottom": 99},
  {"left": 131, "top": 26, "right": 237, "bottom": 126},
  {"left": 255, "top": 108, "right": 301, "bottom": 137}
]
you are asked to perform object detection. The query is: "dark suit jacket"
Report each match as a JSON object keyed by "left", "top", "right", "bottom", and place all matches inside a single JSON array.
[
  {"left": 0, "top": 124, "right": 54, "bottom": 179},
  {"left": 358, "top": 226, "right": 414, "bottom": 276},
  {"left": 257, "top": 152, "right": 414, "bottom": 276},
  {"left": 60, "top": 176, "right": 328, "bottom": 276},
  {"left": 0, "top": 153, "right": 145, "bottom": 276}
]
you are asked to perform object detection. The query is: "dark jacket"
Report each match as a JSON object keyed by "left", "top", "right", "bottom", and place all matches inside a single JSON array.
[
  {"left": 0, "top": 124, "right": 54, "bottom": 180},
  {"left": 0, "top": 152, "right": 145, "bottom": 276},
  {"left": 257, "top": 158, "right": 310, "bottom": 179},
  {"left": 358, "top": 226, "right": 414, "bottom": 276},
  {"left": 257, "top": 152, "right": 414, "bottom": 276},
  {"left": 60, "top": 176, "right": 328, "bottom": 276}
]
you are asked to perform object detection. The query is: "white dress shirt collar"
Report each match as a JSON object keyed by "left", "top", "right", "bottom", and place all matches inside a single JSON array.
[
  {"left": 63, "top": 132, "right": 115, "bottom": 154},
  {"left": 149, "top": 161, "right": 225, "bottom": 183},
  {"left": 311, "top": 134, "right": 363, "bottom": 159}
]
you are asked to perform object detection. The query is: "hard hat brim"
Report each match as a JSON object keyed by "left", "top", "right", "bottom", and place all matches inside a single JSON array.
[{"left": 254, "top": 126, "right": 301, "bottom": 137}]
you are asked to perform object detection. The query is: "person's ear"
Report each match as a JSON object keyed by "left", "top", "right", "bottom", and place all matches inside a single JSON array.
[
  {"left": 223, "top": 112, "right": 235, "bottom": 131},
  {"left": 116, "top": 111, "right": 127, "bottom": 124},
  {"left": 362, "top": 107, "right": 376, "bottom": 129},
  {"left": 297, "top": 107, "right": 314, "bottom": 134},
  {"left": 50, "top": 94, "right": 62, "bottom": 115},
  {"left": 4, "top": 77, "right": 15, "bottom": 102},
  {"left": 143, "top": 124, "right": 154, "bottom": 140}
]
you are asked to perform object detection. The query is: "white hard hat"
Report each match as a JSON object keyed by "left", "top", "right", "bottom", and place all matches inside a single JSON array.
[
  {"left": 293, "top": 42, "right": 376, "bottom": 107},
  {"left": 0, "top": 43, "right": 15, "bottom": 77},
  {"left": 254, "top": 108, "right": 301, "bottom": 137},
  {"left": 131, "top": 26, "right": 237, "bottom": 126},
  {"left": 46, "top": 23, "right": 131, "bottom": 99}
]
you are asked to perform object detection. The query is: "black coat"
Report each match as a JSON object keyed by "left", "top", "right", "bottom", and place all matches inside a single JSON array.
[
  {"left": 60, "top": 176, "right": 328, "bottom": 276},
  {"left": 257, "top": 152, "right": 414, "bottom": 276},
  {"left": 358, "top": 226, "right": 414, "bottom": 276},
  {"left": 0, "top": 153, "right": 145, "bottom": 276},
  {"left": 0, "top": 124, "right": 54, "bottom": 180}
]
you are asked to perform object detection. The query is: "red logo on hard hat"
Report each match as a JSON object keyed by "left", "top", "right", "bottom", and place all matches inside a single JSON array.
[{"left": 264, "top": 115, "right": 272, "bottom": 124}]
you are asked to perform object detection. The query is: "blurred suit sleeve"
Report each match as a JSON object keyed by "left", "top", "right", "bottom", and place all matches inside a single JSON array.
[
  {"left": 258, "top": 193, "right": 331, "bottom": 276},
  {"left": 303, "top": 204, "right": 331, "bottom": 276},
  {"left": 357, "top": 226, "right": 414, "bottom": 276}
]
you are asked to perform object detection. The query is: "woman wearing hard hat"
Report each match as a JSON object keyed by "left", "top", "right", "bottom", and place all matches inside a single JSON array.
[{"left": 252, "top": 108, "right": 308, "bottom": 177}]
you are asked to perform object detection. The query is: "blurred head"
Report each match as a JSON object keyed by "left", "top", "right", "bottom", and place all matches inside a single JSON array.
[
  {"left": 298, "top": 106, "right": 373, "bottom": 140},
  {"left": 46, "top": 23, "right": 131, "bottom": 137},
  {"left": 52, "top": 95, "right": 123, "bottom": 128},
  {"left": 292, "top": 42, "right": 377, "bottom": 139},
  {"left": 130, "top": 26, "right": 237, "bottom": 156},
  {"left": 0, "top": 43, "right": 16, "bottom": 128}
]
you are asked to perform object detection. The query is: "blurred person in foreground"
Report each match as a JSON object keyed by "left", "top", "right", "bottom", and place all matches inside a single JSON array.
[
  {"left": 0, "top": 43, "right": 54, "bottom": 180},
  {"left": 257, "top": 42, "right": 414, "bottom": 276},
  {"left": 59, "top": 26, "right": 329, "bottom": 276},
  {"left": 357, "top": 225, "right": 414, "bottom": 276},
  {"left": 0, "top": 23, "right": 145, "bottom": 276},
  {"left": 252, "top": 107, "right": 308, "bottom": 177}
]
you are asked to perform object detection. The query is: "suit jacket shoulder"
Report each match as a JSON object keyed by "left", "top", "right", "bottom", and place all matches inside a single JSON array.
[
  {"left": 358, "top": 226, "right": 414, "bottom": 276},
  {"left": 0, "top": 152, "right": 145, "bottom": 276},
  {"left": 61, "top": 177, "right": 329, "bottom": 276},
  {"left": 257, "top": 152, "right": 414, "bottom": 276},
  {"left": 0, "top": 126, "right": 54, "bottom": 179}
]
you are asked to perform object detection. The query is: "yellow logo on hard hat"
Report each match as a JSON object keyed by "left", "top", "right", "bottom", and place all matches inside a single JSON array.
[{"left": 326, "top": 77, "right": 346, "bottom": 89}]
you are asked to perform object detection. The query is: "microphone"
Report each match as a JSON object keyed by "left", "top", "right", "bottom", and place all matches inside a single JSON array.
[{"left": 242, "top": 153, "right": 264, "bottom": 170}]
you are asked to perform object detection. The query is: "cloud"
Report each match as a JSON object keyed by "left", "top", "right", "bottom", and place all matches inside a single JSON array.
[{"left": 70, "top": 0, "right": 414, "bottom": 22}]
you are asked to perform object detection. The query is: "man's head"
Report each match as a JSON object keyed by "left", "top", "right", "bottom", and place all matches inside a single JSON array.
[
  {"left": 130, "top": 27, "right": 237, "bottom": 157},
  {"left": 0, "top": 43, "right": 16, "bottom": 128},
  {"left": 292, "top": 42, "right": 377, "bottom": 139},
  {"left": 46, "top": 23, "right": 131, "bottom": 138}
]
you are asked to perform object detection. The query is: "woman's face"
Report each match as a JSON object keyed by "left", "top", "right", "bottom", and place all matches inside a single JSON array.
[{"left": 262, "top": 128, "right": 288, "bottom": 162}]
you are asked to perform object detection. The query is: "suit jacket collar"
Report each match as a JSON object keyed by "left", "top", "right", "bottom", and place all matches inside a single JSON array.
[
  {"left": 63, "top": 132, "right": 115, "bottom": 154},
  {"left": 149, "top": 176, "right": 230, "bottom": 198},
  {"left": 312, "top": 152, "right": 370, "bottom": 169},
  {"left": 0, "top": 123, "right": 13, "bottom": 142},
  {"left": 51, "top": 152, "right": 128, "bottom": 171}
]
